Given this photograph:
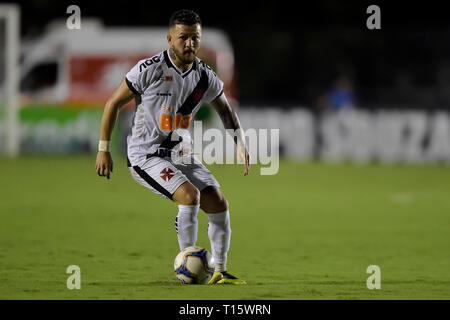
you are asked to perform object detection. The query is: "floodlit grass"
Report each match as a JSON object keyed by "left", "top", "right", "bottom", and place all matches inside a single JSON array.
[{"left": 0, "top": 155, "right": 449, "bottom": 299}]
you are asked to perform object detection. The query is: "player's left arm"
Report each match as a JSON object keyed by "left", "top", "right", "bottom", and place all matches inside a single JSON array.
[{"left": 210, "top": 92, "right": 250, "bottom": 176}]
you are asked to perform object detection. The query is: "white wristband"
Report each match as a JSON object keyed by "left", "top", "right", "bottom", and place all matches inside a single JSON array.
[{"left": 98, "top": 140, "right": 111, "bottom": 152}]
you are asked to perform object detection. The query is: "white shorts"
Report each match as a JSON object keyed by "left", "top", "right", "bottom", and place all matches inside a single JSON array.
[{"left": 128, "top": 155, "right": 220, "bottom": 201}]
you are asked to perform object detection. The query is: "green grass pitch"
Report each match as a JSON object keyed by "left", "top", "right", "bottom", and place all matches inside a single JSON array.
[{"left": 0, "top": 155, "right": 449, "bottom": 299}]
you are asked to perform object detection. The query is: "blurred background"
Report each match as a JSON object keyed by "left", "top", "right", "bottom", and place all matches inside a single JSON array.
[{"left": 1, "top": 0, "right": 450, "bottom": 160}]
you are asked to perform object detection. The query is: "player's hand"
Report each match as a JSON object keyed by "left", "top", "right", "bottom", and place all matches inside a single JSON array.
[
  {"left": 95, "top": 151, "right": 113, "bottom": 179},
  {"left": 236, "top": 139, "right": 250, "bottom": 176}
]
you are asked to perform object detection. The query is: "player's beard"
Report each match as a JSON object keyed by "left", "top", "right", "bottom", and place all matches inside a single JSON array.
[{"left": 171, "top": 46, "right": 197, "bottom": 65}]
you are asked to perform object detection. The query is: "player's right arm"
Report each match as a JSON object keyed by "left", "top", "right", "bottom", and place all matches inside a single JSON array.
[{"left": 95, "top": 78, "right": 135, "bottom": 179}]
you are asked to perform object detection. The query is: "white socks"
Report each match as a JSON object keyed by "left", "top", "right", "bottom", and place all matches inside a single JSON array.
[
  {"left": 175, "top": 206, "right": 231, "bottom": 273},
  {"left": 175, "top": 204, "right": 200, "bottom": 250},
  {"left": 207, "top": 210, "right": 231, "bottom": 273}
]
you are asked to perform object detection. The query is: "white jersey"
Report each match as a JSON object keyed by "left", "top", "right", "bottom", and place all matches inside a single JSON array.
[{"left": 125, "top": 50, "right": 224, "bottom": 167}]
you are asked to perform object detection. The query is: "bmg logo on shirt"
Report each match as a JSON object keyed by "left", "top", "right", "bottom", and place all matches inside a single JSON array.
[{"left": 160, "top": 111, "right": 192, "bottom": 131}]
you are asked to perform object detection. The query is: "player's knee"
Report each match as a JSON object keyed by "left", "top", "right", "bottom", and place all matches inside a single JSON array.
[
  {"left": 183, "top": 189, "right": 200, "bottom": 205},
  {"left": 214, "top": 192, "right": 228, "bottom": 212},
  {"left": 174, "top": 183, "right": 200, "bottom": 205},
  {"left": 201, "top": 189, "right": 229, "bottom": 213},
  {"left": 216, "top": 195, "right": 229, "bottom": 212}
]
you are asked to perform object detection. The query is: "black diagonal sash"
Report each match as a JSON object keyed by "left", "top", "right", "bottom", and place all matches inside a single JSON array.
[{"left": 176, "top": 70, "right": 209, "bottom": 116}]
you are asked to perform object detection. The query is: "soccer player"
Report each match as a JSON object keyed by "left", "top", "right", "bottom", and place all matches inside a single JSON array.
[{"left": 95, "top": 9, "right": 249, "bottom": 285}]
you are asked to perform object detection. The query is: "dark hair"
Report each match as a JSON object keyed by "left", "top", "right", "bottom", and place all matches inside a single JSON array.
[{"left": 169, "top": 9, "right": 201, "bottom": 27}]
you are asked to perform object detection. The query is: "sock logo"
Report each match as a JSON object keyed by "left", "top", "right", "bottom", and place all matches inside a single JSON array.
[{"left": 160, "top": 167, "right": 175, "bottom": 181}]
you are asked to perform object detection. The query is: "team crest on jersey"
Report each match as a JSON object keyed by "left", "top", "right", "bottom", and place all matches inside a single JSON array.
[
  {"left": 160, "top": 168, "right": 175, "bottom": 181},
  {"left": 165, "top": 76, "right": 173, "bottom": 82}
]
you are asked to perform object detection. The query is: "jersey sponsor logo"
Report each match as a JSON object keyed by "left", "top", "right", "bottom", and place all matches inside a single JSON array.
[
  {"left": 158, "top": 71, "right": 208, "bottom": 131},
  {"left": 157, "top": 92, "right": 172, "bottom": 97},
  {"left": 160, "top": 167, "right": 175, "bottom": 181},
  {"left": 159, "top": 113, "right": 191, "bottom": 131},
  {"left": 139, "top": 56, "right": 161, "bottom": 72}
]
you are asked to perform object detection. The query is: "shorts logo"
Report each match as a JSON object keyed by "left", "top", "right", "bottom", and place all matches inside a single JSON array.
[{"left": 160, "top": 168, "right": 175, "bottom": 181}]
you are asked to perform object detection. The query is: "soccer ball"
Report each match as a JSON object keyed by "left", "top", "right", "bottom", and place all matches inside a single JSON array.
[{"left": 173, "top": 246, "right": 215, "bottom": 284}]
